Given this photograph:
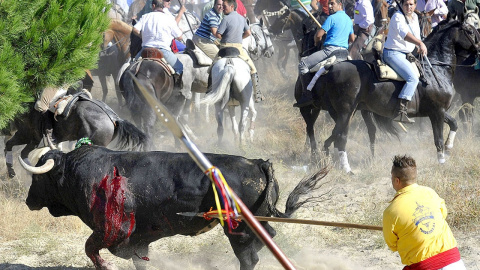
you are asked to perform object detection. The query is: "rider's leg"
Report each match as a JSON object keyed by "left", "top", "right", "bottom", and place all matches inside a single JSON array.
[
  {"left": 236, "top": 45, "right": 264, "bottom": 102},
  {"left": 192, "top": 35, "right": 219, "bottom": 60},
  {"left": 160, "top": 48, "right": 184, "bottom": 90},
  {"left": 383, "top": 49, "right": 418, "bottom": 123}
]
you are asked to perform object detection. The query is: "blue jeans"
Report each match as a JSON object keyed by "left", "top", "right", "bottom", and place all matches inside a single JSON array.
[
  {"left": 135, "top": 46, "right": 184, "bottom": 75},
  {"left": 383, "top": 48, "right": 419, "bottom": 101}
]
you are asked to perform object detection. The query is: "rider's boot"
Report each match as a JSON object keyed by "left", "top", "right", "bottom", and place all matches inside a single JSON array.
[
  {"left": 251, "top": 73, "right": 264, "bottom": 103},
  {"left": 393, "top": 99, "right": 415, "bottom": 123},
  {"left": 173, "top": 73, "right": 183, "bottom": 90},
  {"left": 293, "top": 74, "right": 314, "bottom": 108}
]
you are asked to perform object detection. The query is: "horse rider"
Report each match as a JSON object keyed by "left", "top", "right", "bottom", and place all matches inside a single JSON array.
[
  {"left": 163, "top": 0, "right": 188, "bottom": 52},
  {"left": 348, "top": 0, "right": 374, "bottom": 60},
  {"left": 448, "top": 0, "right": 480, "bottom": 19},
  {"left": 294, "top": 0, "right": 355, "bottom": 108},
  {"left": 383, "top": 155, "right": 466, "bottom": 269},
  {"left": 383, "top": 0, "right": 427, "bottom": 123},
  {"left": 214, "top": 0, "right": 265, "bottom": 103},
  {"left": 132, "top": 0, "right": 185, "bottom": 90},
  {"left": 416, "top": 0, "right": 448, "bottom": 28},
  {"left": 291, "top": 0, "right": 313, "bottom": 15},
  {"left": 193, "top": 0, "right": 223, "bottom": 59},
  {"left": 311, "top": 0, "right": 330, "bottom": 24}
]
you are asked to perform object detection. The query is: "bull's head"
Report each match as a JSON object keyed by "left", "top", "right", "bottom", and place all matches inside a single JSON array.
[{"left": 19, "top": 149, "right": 68, "bottom": 215}]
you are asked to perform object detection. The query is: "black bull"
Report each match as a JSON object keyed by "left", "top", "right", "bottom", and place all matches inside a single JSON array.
[{"left": 23, "top": 146, "right": 327, "bottom": 270}]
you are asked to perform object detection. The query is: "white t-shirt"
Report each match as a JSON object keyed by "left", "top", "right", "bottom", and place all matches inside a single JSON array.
[
  {"left": 384, "top": 11, "right": 421, "bottom": 53},
  {"left": 134, "top": 10, "right": 182, "bottom": 50}
]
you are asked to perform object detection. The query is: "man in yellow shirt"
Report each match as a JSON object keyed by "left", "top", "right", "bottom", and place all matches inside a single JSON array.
[{"left": 383, "top": 155, "right": 466, "bottom": 269}]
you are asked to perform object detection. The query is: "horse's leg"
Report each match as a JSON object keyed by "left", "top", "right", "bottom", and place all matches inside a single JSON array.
[
  {"left": 215, "top": 103, "right": 225, "bottom": 146},
  {"left": 228, "top": 105, "right": 239, "bottom": 143},
  {"left": 300, "top": 107, "right": 321, "bottom": 161},
  {"left": 98, "top": 75, "right": 109, "bottom": 102},
  {"left": 238, "top": 102, "right": 250, "bottom": 147},
  {"left": 444, "top": 112, "right": 458, "bottom": 155},
  {"left": 333, "top": 111, "right": 356, "bottom": 174},
  {"left": 429, "top": 110, "right": 446, "bottom": 164},
  {"left": 113, "top": 78, "right": 124, "bottom": 106},
  {"left": 248, "top": 97, "right": 257, "bottom": 143},
  {"left": 361, "top": 110, "right": 377, "bottom": 157}
]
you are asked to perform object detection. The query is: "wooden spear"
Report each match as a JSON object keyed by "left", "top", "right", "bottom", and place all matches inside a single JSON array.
[
  {"left": 178, "top": 212, "right": 383, "bottom": 231},
  {"left": 295, "top": 0, "right": 323, "bottom": 29},
  {"left": 129, "top": 72, "right": 297, "bottom": 270}
]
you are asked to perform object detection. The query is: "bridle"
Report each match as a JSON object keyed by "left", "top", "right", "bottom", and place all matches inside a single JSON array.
[{"left": 249, "top": 24, "right": 274, "bottom": 60}]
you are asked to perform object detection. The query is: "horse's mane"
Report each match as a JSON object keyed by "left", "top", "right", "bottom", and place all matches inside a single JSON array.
[
  {"left": 109, "top": 19, "right": 133, "bottom": 34},
  {"left": 291, "top": 8, "right": 308, "bottom": 20},
  {"left": 423, "top": 19, "right": 462, "bottom": 49}
]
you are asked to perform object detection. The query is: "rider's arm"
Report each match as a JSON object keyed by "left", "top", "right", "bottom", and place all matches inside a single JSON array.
[
  {"left": 349, "top": 33, "right": 355, "bottom": 44},
  {"left": 243, "top": 29, "right": 251, "bottom": 39},
  {"left": 314, "top": 28, "right": 326, "bottom": 46},
  {"left": 132, "top": 27, "right": 141, "bottom": 37},
  {"left": 404, "top": 32, "right": 427, "bottom": 55},
  {"left": 175, "top": 5, "right": 187, "bottom": 24},
  {"left": 311, "top": 0, "right": 319, "bottom": 12}
]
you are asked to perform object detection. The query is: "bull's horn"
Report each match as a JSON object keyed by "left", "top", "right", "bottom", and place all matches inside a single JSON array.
[
  {"left": 45, "top": 135, "right": 58, "bottom": 150},
  {"left": 18, "top": 156, "right": 54, "bottom": 174}
]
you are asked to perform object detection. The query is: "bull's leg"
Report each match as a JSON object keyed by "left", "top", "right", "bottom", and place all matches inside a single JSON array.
[
  {"left": 429, "top": 110, "right": 446, "bottom": 163},
  {"left": 225, "top": 222, "right": 276, "bottom": 270},
  {"left": 85, "top": 233, "right": 118, "bottom": 270},
  {"left": 132, "top": 245, "right": 150, "bottom": 270}
]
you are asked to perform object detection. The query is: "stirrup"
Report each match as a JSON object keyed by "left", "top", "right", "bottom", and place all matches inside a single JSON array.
[{"left": 393, "top": 112, "right": 415, "bottom": 123}]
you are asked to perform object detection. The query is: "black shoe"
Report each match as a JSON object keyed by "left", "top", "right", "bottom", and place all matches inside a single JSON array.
[
  {"left": 393, "top": 99, "right": 415, "bottom": 123},
  {"left": 293, "top": 91, "right": 313, "bottom": 107},
  {"left": 173, "top": 73, "right": 183, "bottom": 89}
]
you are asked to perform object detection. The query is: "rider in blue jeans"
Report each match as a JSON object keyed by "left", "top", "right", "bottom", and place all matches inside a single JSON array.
[{"left": 383, "top": 0, "right": 427, "bottom": 123}]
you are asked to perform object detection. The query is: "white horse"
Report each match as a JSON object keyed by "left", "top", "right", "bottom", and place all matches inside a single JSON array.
[
  {"left": 178, "top": 11, "right": 201, "bottom": 41},
  {"left": 199, "top": 57, "right": 256, "bottom": 146},
  {"left": 242, "top": 20, "right": 275, "bottom": 60}
]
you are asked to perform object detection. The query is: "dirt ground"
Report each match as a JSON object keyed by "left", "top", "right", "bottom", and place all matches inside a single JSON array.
[{"left": 1, "top": 57, "right": 480, "bottom": 270}]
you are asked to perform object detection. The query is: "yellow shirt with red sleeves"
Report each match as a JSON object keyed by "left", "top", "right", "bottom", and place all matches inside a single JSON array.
[{"left": 382, "top": 183, "right": 457, "bottom": 266}]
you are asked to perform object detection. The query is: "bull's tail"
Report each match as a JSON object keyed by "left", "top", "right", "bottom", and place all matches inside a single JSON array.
[
  {"left": 200, "top": 63, "right": 234, "bottom": 106},
  {"left": 113, "top": 120, "right": 151, "bottom": 151},
  {"left": 266, "top": 166, "right": 330, "bottom": 218}
]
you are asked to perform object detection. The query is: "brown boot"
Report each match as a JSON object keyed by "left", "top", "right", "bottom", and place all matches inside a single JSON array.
[{"left": 393, "top": 99, "right": 415, "bottom": 123}]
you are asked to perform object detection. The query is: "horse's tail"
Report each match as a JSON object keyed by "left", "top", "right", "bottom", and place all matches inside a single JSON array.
[
  {"left": 372, "top": 112, "right": 400, "bottom": 139},
  {"left": 113, "top": 119, "right": 151, "bottom": 151},
  {"left": 266, "top": 166, "right": 330, "bottom": 218},
  {"left": 200, "top": 62, "right": 235, "bottom": 106}
]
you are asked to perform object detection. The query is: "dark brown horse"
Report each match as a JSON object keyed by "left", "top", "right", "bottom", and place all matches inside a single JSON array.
[{"left": 91, "top": 19, "right": 132, "bottom": 105}]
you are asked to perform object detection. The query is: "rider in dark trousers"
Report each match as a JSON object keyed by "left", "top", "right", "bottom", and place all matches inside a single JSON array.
[{"left": 294, "top": 0, "right": 355, "bottom": 107}]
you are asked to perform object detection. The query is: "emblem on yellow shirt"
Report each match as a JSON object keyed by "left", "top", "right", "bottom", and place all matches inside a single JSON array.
[{"left": 413, "top": 202, "right": 436, "bottom": 234}]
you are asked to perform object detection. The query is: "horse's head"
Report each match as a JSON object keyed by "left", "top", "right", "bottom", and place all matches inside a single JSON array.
[
  {"left": 268, "top": 8, "right": 292, "bottom": 35},
  {"left": 373, "top": 0, "right": 389, "bottom": 29},
  {"left": 464, "top": 7, "right": 480, "bottom": 29},
  {"left": 250, "top": 20, "right": 275, "bottom": 58}
]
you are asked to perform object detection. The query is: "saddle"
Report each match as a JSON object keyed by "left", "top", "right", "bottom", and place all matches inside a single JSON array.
[
  {"left": 306, "top": 49, "right": 349, "bottom": 90},
  {"left": 185, "top": 39, "right": 213, "bottom": 66},
  {"left": 51, "top": 90, "right": 93, "bottom": 119},
  {"left": 368, "top": 37, "right": 424, "bottom": 82},
  {"left": 138, "top": 48, "right": 175, "bottom": 76},
  {"left": 218, "top": 47, "right": 241, "bottom": 58}
]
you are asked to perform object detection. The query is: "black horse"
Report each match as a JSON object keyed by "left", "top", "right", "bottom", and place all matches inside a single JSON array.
[
  {"left": 4, "top": 99, "right": 150, "bottom": 178},
  {"left": 307, "top": 18, "right": 480, "bottom": 172},
  {"left": 453, "top": 53, "right": 480, "bottom": 131}
]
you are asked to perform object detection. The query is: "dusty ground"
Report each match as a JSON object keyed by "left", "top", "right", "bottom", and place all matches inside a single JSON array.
[{"left": 1, "top": 57, "right": 480, "bottom": 270}]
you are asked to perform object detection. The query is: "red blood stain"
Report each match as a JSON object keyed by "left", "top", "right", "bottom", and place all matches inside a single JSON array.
[{"left": 90, "top": 167, "right": 135, "bottom": 247}]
